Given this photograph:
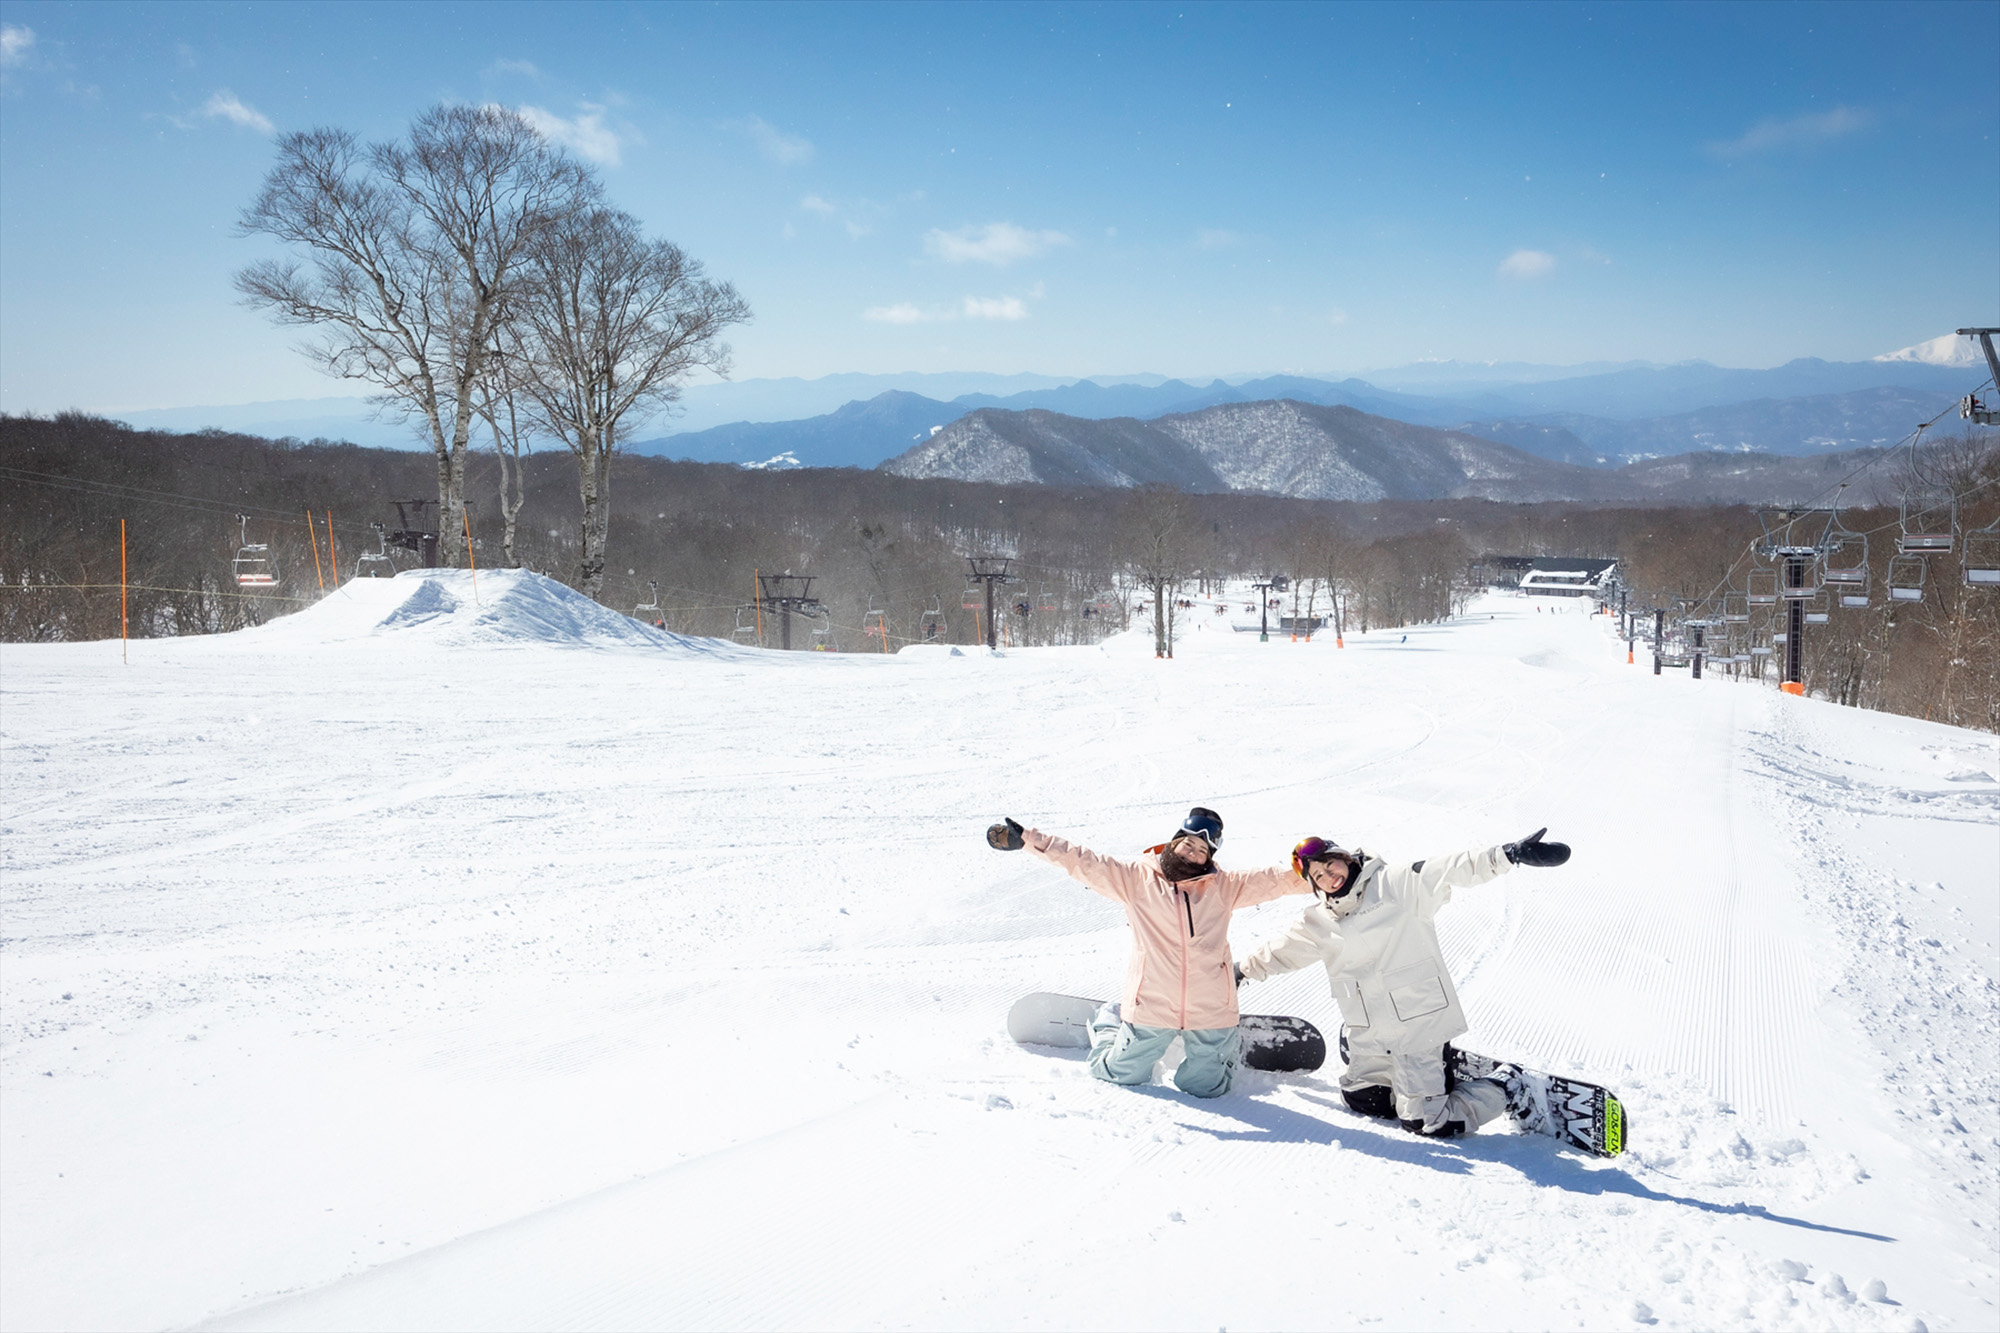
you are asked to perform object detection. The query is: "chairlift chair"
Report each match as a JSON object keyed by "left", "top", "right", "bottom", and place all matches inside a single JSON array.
[
  {"left": 1839, "top": 590, "right": 1872, "bottom": 609},
  {"left": 920, "top": 596, "right": 945, "bottom": 640},
  {"left": 810, "top": 607, "right": 833, "bottom": 650},
  {"left": 232, "top": 514, "right": 280, "bottom": 588},
  {"left": 1820, "top": 532, "right": 1869, "bottom": 588},
  {"left": 1801, "top": 590, "right": 1830, "bottom": 625},
  {"left": 1746, "top": 568, "right": 1778, "bottom": 606},
  {"left": 635, "top": 580, "right": 662, "bottom": 617},
  {"left": 1898, "top": 482, "right": 1957, "bottom": 555},
  {"left": 1886, "top": 556, "right": 1927, "bottom": 603},
  {"left": 733, "top": 605, "right": 759, "bottom": 641},
  {"left": 1722, "top": 591, "right": 1749, "bottom": 624},
  {"left": 1963, "top": 517, "right": 2000, "bottom": 588},
  {"left": 354, "top": 523, "right": 396, "bottom": 579},
  {"left": 863, "top": 598, "right": 890, "bottom": 647}
]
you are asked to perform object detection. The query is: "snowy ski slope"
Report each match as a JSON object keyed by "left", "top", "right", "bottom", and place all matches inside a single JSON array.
[{"left": 1, "top": 570, "right": 1994, "bottom": 1331}]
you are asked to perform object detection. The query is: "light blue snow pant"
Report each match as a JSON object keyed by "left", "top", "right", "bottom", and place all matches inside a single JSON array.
[{"left": 1088, "top": 1002, "right": 1240, "bottom": 1098}]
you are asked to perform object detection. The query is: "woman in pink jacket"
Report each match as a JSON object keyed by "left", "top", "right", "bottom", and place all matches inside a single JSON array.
[{"left": 987, "top": 806, "right": 1310, "bottom": 1098}]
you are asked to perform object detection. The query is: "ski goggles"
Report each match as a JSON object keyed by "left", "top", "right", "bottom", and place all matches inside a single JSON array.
[{"left": 1179, "top": 809, "right": 1224, "bottom": 847}]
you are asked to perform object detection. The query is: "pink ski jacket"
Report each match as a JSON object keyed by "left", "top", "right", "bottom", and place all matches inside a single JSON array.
[{"left": 1024, "top": 830, "right": 1310, "bottom": 1031}]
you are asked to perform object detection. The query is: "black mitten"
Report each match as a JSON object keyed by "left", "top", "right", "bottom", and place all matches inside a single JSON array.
[
  {"left": 986, "top": 817, "right": 1025, "bottom": 851},
  {"left": 1503, "top": 827, "right": 1570, "bottom": 867},
  {"left": 1232, "top": 964, "right": 1246, "bottom": 988}
]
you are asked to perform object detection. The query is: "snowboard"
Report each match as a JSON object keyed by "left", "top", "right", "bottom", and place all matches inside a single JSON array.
[
  {"left": 1007, "top": 992, "right": 1327, "bottom": 1073},
  {"left": 1452, "top": 1047, "right": 1628, "bottom": 1158}
]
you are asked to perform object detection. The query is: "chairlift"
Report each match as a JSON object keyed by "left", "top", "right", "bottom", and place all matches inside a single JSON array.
[
  {"left": 232, "top": 514, "right": 280, "bottom": 588},
  {"left": 353, "top": 523, "right": 396, "bottom": 579},
  {"left": 1886, "top": 556, "right": 1926, "bottom": 603},
  {"left": 1722, "top": 591, "right": 1749, "bottom": 624},
  {"left": 810, "top": 606, "right": 833, "bottom": 650},
  {"left": 1898, "top": 481, "right": 1957, "bottom": 555},
  {"left": 1746, "top": 569, "right": 1778, "bottom": 606},
  {"left": 1801, "top": 590, "right": 1830, "bottom": 625},
  {"left": 634, "top": 581, "right": 663, "bottom": 627},
  {"left": 963, "top": 584, "right": 985, "bottom": 611},
  {"left": 1963, "top": 517, "right": 2000, "bottom": 588},
  {"left": 863, "top": 598, "right": 890, "bottom": 648},
  {"left": 733, "top": 605, "right": 759, "bottom": 641},
  {"left": 1778, "top": 557, "right": 1820, "bottom": 599},
  {"left": 920, "top": 596, "right": 946, "bottom": 640},
  {"left": 1839, "top": 591, "right": 1872, "bottom": 609},
  {"left": 1820, "top": 531, "right": 1869, "bottom": 588},
  {"left": 1749, "top": 625, "right": 1773, "bottom": 658}
]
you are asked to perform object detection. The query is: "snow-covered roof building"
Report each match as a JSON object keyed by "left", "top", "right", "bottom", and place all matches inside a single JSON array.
[{"left": 1516, "top": 556, "right": 1619, "bottom": 597}]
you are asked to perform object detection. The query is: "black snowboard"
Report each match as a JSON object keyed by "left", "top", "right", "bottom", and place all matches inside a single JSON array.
[{"left": 1007, "top": 992, "right": 1327, "bottom": 1073}]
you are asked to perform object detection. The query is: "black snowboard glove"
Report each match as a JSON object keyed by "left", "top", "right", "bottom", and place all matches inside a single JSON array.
[
  {"left": 986, "top": 817, "right": 1025, "bottom": 851},
  {"left": 1232, "top": 964, "right": 1247, "bottom": 988},
  {"left": 1503, "top": 827, "right": 1570, "bottom": 868}
]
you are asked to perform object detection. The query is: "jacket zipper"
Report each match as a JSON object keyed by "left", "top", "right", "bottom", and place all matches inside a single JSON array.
[{"left": 1178, "top": 888, "right": 1193, "bottom": 1028}]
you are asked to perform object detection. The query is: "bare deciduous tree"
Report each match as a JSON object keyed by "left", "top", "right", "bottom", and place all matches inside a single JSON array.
[
  {"left": 509, "top": 207, "right": 749, "bottom": 598},
  {"left": 1118, "top": 485, "right": 1199, "bottom": 657},
  {"left": 236, "top": 106, "right": 597, "bottom": 565}
]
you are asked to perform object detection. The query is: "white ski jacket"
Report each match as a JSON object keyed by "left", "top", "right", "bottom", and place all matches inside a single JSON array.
[{"left": 1236, "top": 845, "right": 1513, "bottom": 1055}]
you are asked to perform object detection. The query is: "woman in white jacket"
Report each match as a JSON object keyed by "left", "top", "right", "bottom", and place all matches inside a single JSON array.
[{"left": 1235, "top": 828, "right": 1571, "bottom": 1138}]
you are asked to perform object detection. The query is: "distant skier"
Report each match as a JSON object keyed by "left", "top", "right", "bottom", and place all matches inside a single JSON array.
[
  {"left": 987, "top": 807, "right": 1310, "bottom": 1098},
  {"left": 1236, "top": 828, "right": 1571, "bottom": 1137}
]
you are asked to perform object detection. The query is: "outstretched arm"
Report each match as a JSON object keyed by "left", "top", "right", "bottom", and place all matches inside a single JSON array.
[
  {"left": 994, "top": 825, "right": 1142, "bottom": 904},
  {"left": 1237, "top": 907, "right": 1337, "bottom": 981}
]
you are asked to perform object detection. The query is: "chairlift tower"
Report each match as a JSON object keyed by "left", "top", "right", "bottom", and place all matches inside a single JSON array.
[
  {"left": 1755, "top": 507, "right": 1844, "bottom": 694},
  {"left": 1956, "top": 328, "right": 2000, "bottom": 425},
  {"left": 756, "top": 572, "right": 824, "bottom": 651},
  {"left": 966, "top": 556, "right": 1015, "bottom": 650},
  {"left": 1251, "top": 574, "right": 1289, "bottom": 642}
]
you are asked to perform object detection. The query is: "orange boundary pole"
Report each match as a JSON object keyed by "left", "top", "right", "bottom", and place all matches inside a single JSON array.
[
  {"left": 325, "top": 511, "right": 340, "bottom": 588},
  {"left": 304, "top": 510, "right": 326, "bottom": 592},
  {"left": 462, "top": 507, "right": 480, "bottom": 604},
  {"left": 753, "top": 567, "right": 763, "bottom": 641},
  {"left": 120, "top": 518, "right": 128, "bottom": 664}
]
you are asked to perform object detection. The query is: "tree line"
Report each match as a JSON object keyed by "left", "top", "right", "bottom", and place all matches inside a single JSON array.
[{"left": 7, "top": 413, "right": 1992, "bottom": 731}]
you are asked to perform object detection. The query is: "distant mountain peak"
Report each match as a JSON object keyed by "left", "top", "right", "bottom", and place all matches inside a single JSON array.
[{"left": 1874, "top": 334, "right": 1980, "bottom": 367}]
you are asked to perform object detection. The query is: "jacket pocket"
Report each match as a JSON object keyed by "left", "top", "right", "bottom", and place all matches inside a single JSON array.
[
  {"left": 1384, "top": 962, "right": 1449, "bottom": 1022},
  {"left": 1332, "top": 977, "right": 1370, "bottom": 1029}
]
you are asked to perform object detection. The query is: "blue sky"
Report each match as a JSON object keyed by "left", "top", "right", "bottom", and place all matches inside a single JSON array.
[{"left": 1, "top": 0, "right": 1995, "bottom": 414}]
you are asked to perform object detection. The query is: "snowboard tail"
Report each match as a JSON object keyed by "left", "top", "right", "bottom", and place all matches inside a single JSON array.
[
  {"left": 1007, "top": 992, "right": 1326, "bottom": 1073},
  {"left": 1453, "top": 1048, "right": 1627, "bottom": 1158}
]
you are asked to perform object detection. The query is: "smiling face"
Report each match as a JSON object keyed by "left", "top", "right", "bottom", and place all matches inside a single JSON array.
[
  {"left": 1172, "top": 834, "right": 1213, "bottom": 867},
  {"left": 1308, "top": 857, "right": 1351, "bottom": 896}
]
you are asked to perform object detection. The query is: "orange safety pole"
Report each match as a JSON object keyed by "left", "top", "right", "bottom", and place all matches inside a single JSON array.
[
  {"left": 304, "top": 510, "right": 326, "bottom": 592},
  {"left": 120, "top": 518, "right": 128, "bottom": 664},
  {"left": 753, "top": 568, "right": 763, "bottom": 640},
  {"left": 462, "top": 506, "right": 480, "bottom": 604},
  {"left": 324, "top": 511, "right": 340, "bottom": 588}
]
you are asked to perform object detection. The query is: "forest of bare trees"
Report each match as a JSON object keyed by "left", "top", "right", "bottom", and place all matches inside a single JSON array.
[{"left": 4, "top": 413, "right": 1994, "bottom": 731}]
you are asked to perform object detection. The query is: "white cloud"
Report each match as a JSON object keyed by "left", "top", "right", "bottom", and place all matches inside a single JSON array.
[
  {"left": 1498, "top": 249, "right": 1556, "bottom": 280},
  {"left": 799, "top": 194, "right": 836, "bottom": 217},
  {"left": 486, "top": 58, "right": 542, "bottom": 79},
  {"left": 200, "top": 90, "right": 274, "bottom": 134},
  {"left": 843, "top": 219, "right": 871, "bottom": 239},
  {"left": 1196, "top": 228, "right": 1240, "bottom": 250},
  {"left": 1328, "top": 307, "right": 1349, "bottom": 326},
  {"left": 963, "top": 296, "right": 1028, "bottom": 321},
  {"left": 1708, "top": 106, "right": 1870, "bottom": 157},
  {"left": 924, "top": 222, "right": 1071, "bottom": 265},
  {"left": 741, "top": 114, "right": 813, "bottom": 165},
  {"left": 0, "top": 24, "right": 33, "bottom": 68},
  {"left": 518, "top": 102, "right": 626, "bottom": 166},
  {"left": 864, "top": 303, "right": 930, "bottom": 324}
]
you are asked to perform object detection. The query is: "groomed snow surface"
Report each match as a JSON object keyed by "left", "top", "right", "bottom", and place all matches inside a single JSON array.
[{"left": 3, "top": 570, "right": 1995, "bottom": 1332}]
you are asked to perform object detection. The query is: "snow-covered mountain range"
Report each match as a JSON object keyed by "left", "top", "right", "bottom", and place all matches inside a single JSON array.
[{"left": 879, "top": 399, "right": 1911, "bottom": 505}]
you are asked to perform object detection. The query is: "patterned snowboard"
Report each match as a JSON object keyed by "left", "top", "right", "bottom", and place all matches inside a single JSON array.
[
  {"left": 1007, "top": 992, "right": 1327, "bottom": 1073},
  {"left": 1453, "top": 1047, "right": 1628, "bottom": 1158}
]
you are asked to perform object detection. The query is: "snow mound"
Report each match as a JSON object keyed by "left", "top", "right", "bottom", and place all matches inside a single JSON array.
[{"left": 254, "top": 570, "right": 745, "bottom": 655}]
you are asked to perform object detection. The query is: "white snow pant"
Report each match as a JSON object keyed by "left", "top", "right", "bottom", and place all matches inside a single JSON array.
[
  {"left": 1088, "top": 1002, "right": 1239, "bottom": 1099},
  {"left": 1342, "top": 1039, "right": 1509, "bottom": 1136}
]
